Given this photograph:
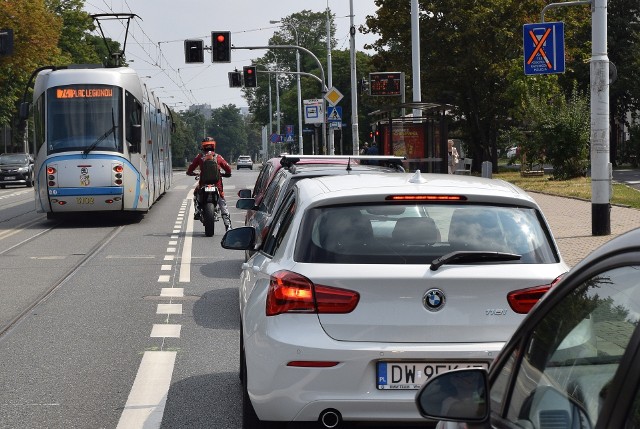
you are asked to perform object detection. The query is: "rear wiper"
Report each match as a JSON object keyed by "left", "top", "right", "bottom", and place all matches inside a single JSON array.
[{"left": 430, "top": 251, "right": 521, "bottom": 271}]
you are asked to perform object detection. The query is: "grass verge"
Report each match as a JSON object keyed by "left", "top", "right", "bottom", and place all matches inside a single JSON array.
[{"left": 493, "top": 171, "right": 640, "bottom": 209}]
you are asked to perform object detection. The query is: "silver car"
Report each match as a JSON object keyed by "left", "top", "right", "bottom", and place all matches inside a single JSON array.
[
  {"left": 222, "top": 171, "right": 569, "bottom": 428},
  {"left": 237, "top": 155, "right": 253, "bottom": 170}
]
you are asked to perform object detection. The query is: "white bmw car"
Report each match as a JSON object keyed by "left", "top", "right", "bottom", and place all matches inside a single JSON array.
[{"left": 222, "top": 171, "right": 569, "bottom": 428}]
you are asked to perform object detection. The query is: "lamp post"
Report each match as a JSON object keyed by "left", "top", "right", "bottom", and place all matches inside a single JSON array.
[{"left": 270, "top": 19, "right": 303, "bottom": 155}]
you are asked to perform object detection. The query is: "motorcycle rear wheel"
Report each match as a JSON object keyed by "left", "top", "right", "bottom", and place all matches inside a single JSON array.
[{"left": 203, "top": 202, "right": 215, "bottom": 237}]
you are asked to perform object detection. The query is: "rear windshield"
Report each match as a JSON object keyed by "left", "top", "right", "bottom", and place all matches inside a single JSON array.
[{"left": 295, "top": 204, "right": 558, "bottom": 264}]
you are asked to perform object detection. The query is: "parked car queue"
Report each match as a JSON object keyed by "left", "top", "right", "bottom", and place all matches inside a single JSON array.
[{"left": 221, "top": 159, "right": 569, "bottom": 428}]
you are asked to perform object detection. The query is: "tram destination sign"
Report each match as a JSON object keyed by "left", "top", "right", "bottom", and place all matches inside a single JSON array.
[{"left": 369, "top": 72, "right": 403, "bottom": 96}]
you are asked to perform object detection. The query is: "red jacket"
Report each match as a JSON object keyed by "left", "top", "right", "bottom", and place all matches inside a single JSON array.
[{"left": 186, "top": 152, "right": 232, "bottom": 197}]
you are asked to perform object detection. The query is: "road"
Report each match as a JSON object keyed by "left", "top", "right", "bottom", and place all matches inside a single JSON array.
[
  {"left": 0, "top": 170, "right": 437, "bottom": 429},
  {"left": 0, "top": 171, "right": 256, "bottom": 429}
]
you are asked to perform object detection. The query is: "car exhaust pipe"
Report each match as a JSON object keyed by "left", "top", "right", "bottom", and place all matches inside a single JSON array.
[{"left": 319, "top": 409, "right": 342, "bottom": 428}]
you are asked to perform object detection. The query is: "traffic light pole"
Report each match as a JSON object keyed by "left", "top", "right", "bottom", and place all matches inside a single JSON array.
[{"left": 233, "top": 45, "right": 328, "bottom": 153}]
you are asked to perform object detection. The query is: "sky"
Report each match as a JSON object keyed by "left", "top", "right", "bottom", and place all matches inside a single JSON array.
[{"left": 82, "top": 1, "right": 381, "bottom": 112}]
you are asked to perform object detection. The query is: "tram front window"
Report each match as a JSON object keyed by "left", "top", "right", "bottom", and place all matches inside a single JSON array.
[{"left": 46, "top": 85, "right": 123, "bottom": 154}]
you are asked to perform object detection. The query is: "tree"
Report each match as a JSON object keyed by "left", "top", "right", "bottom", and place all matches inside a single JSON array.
[
  {"left": 207, "top": 105, "right": 248, "bottom": 161},
  {"left": 363, "top": 0, "right": 592, "bottom": 170},
  {"left": 0, "top": 0, "right": 62, "bottom": 126}
]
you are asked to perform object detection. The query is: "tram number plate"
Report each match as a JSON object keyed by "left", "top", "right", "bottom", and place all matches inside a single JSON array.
[
  {"left": 76, "top": 197, "right": 95, "bottom": 205},
  {"left": 376, "top": 361, "right": 489, "bottom": 390},
  {"left": 3, "top": 176, "right": 16, "bottom": 181}
]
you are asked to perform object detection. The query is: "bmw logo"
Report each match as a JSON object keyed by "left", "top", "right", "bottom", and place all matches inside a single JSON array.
[{"left": 423, "top": 288, "right": 446, "bottom": 312}]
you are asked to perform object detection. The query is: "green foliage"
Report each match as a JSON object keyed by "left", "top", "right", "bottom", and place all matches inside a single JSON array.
[
  {"left": 526, "top": 85, "right": 590, "bottom": 179},
  {"left": 207, "top": 105, "right": 249, "bottom": 161}
]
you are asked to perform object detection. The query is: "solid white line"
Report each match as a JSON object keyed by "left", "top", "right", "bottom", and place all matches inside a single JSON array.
[
  {"left": 116, "top": 351, "right": 176, "bottom": 429},
  {"left": 179, "top": 196, "right": 194, "bottom": 283}
]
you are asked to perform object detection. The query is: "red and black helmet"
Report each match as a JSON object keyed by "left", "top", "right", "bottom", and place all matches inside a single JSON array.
[{"left": 201, "top": 136, "right": 216, "bottom": 151}]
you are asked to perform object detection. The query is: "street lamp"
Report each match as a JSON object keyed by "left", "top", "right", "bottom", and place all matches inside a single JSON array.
[{"left": 270, "top": 19, "right": 303, "bottom": 155}]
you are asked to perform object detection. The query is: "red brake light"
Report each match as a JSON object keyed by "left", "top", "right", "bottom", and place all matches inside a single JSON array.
[
  {"left": 385, "top": 195, "right": 467, "bottom": 201},
  {"left": 507, "top": 274, "right": 565, "bottom": 314},
  {"left": 47, "top": 167, "right": 56, "bottom": 174},
  {"left": 266, "top": 271, "right": 360, "bottom": 316},
  {"left": 114, "top": 165, "right": 124, "bottom": 173}
]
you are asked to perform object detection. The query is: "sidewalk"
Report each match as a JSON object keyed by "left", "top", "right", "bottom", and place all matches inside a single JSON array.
[{"left": 530, "top": 192, "right": 640, "bottom": 267}]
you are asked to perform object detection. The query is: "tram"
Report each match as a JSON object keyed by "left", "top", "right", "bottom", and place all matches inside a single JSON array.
[{"left": 24, "top": 65, "right": 173, "bottom": 218}]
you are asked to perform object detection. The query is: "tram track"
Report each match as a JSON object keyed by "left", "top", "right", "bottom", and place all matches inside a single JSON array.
[{"left": 0, "top": 224, "right": 125, "bottom": 340}]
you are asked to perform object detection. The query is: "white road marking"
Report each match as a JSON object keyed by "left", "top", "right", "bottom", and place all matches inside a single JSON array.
[
  {"left": 157, "top": 275, "right": 170, "bottom": 283},
  {"left": 156, "top": 304, "right": 182, "bottom": 315},
  {"left": 160, "top": 265, "right": 171, "bottom": 271},
  {"left": 150, "top": 324, "right": 181, "bottom": 338},
  {"left": 166, "top": 247, "right": 176, "bottom": 253},
  {"left": 163, "top": 255, "right": 174, "bottom": 261},
  {"left": 168, "top": 241, "right": 177, "bottom": 246},
  {"left": 160, "top": 288, "right": 184, "bottom": 297},
  {"left": 115, "top": 351, "right": 176, "bottom": 429},
  {"left": 179, "top": 196, "right": 194, "bottom": 283}
]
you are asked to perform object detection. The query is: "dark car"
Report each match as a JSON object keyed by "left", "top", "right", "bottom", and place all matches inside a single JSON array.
[
  {"left": 0, "top": 153, "right": 34, "bottom": 188},
  {"left": 416, "top": 226, "right": 640, "bottom": 429},
  {"left": 236, "top": 155, "right": 405, "bottom": 259}
]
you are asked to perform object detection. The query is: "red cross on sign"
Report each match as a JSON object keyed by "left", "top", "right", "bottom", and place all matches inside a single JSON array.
[{"left": 527, "top": 28, "right": 552, "bottom": 69}]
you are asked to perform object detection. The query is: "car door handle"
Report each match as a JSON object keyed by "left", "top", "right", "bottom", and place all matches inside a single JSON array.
[{"left": 241, "top": 263, "right": 260, "bottom": 273}]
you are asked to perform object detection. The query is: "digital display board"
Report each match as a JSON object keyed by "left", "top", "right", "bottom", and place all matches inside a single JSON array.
[
  {"left": 55, "top": 87, "right": 114, "bottom": 99},
  {"left": 369, "top": 72, "right": 403, "bottom": 96}
]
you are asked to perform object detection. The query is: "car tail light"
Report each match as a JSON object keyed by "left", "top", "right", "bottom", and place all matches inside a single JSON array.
[
  {"left": 266, "top": 270, "right": 360, "bottom": 316},
  {"left": 507, "top": 274, "right": 565, "bottom": 314},
  {"left": 385, "top": 195, "right": 467, "bottom": 201}
]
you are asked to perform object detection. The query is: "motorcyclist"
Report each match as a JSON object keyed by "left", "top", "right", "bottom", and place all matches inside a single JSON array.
[{"left": 186, "top": 137, "right": 233, "bottom": 231}]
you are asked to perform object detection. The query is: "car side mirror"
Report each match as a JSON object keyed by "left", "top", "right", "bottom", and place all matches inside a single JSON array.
[
  {"left": 237, "top": 189, "right": 252, "bottom": 198},
  {"left": 221, "top": 226, "right": 256, "bottom": 250},
  {"left": 236, "top": 198, "right": 256, "bottom": 210},
  {"left": 416, "top": 368, "right": 489, "bottom": 423}
]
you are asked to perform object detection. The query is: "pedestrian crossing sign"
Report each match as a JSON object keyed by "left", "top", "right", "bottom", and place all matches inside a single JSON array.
[{"left": 327, "top": 106, "right": 342, "bottom": 123}]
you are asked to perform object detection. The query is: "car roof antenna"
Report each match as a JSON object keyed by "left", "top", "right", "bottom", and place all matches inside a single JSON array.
[{"left": 408, "top": 169, "right": 427, "bottom": 184}]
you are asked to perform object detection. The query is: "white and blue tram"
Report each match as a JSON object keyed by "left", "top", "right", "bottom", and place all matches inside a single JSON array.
[{"left": 28, "top": 66, "right": 173, "bottom": 217}]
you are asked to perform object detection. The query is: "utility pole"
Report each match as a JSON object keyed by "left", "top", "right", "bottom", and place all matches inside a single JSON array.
[
  {"left": 349, "top": 0, "right": 359, "bottom": 155},
  {"left": 326, "top": 5, "right": 334, "bottom": 155},
  {"left": 590, "top": 0, "right": 611, "bottom": 235}
]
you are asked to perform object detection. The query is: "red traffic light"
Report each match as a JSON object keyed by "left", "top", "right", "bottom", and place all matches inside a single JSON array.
[
  {"left": 216, "top": 34, "right": 225, "bottom": 43},
  {"left": 246, "top": 68, "right": 253, "bottom": 74}
]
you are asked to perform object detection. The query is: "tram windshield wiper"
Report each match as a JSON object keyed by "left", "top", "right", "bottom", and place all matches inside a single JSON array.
[
  {"left": 430, "top": 251, "right": 522, "bottom": 271},
  {"left": 83, "top": 108, "right": 117, "bottom": 155}
]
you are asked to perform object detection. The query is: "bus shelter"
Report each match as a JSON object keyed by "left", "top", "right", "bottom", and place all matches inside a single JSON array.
[{"left": 369, "top": 102, "right": 451, "bottom": 174}]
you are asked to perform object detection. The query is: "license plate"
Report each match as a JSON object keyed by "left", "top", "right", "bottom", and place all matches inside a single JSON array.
[
  {"left": 3, "top": 176, "right": 16, "bottom": 181},
  {"left": 204, "top": 186, "right": 216, "bottom": 192},
  {"left": 376, "top": 361, "right": 489, "bottom": 390},
  {"left": 76, "top": 197, "right": 94, "bottom": 205}
]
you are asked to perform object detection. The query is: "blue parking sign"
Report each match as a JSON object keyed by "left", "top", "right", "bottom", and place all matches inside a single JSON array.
[{"left": 523, "top": 22, "right": 565, "bottom": 75}]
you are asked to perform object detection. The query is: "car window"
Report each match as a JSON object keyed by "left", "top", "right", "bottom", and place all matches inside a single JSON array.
[
  {"left": 294, "top": 203, "right": 557, "bottom": 264},
  {"left": 262, "top": 191, "right": 297, "bottom": 257},
  {"left": 252, "top": 161, "right": 276, "bottom": 199},
  {"left": 259, "top": 171, "right": 288, "bottom": 214},
  {"left": 499, "top": 265, "right": 640, "bottom": 428}
]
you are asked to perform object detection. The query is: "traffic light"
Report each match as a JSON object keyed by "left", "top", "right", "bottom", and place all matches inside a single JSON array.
[
  {"left": 228, "top": 71, "right": 242, "bottom": 88},
  {"left": 211, "top": 31, "right": 231, "bottom": 63},
  {"left": 184, "top": 39, "right": 204, "bottom": 63},
  {"left": 243, "top": 65, "right": 257, "bottom": 88}
]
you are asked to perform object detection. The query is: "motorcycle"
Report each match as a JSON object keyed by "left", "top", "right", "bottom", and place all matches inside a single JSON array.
[{"left": 194, "top": 176, "right": 220, "bottom": 237}]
